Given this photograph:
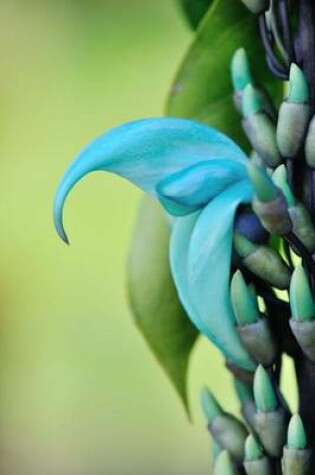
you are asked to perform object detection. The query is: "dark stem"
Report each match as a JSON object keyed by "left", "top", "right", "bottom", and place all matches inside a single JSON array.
[
  {"left": 278, "top": 0, "right": 294, "bottom": 62},
  {"left": 294, "top": 355, "right": 315, "bottom": 470},
  {"left": 295, "top": 0, "right": 315, "bottom": 112},
  {"left": 259, "top": 13, "right": 289, "bottom": 79},
  {"left": 295, "top": 0, "right": 315, "bottom": 221}
]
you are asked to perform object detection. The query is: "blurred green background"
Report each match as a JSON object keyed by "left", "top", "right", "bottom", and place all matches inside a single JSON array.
[{"left": 0, "top": 1, "right": 297, "bottom": 474}]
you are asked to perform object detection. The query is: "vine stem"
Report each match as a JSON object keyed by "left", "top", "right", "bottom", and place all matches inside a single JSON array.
[{"left": 294, "top": 355, "right": 315, "bottom": 471}]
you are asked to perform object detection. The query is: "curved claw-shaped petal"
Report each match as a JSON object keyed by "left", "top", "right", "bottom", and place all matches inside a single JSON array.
[
  {"left": 53, "top": 117, "right": 247, "bottom": 242},
  {"left": 170, "top": 180, "right": 256, "bottom": 370}
]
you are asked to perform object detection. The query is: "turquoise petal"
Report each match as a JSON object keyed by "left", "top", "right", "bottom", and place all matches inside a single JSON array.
[
  {"left": 53, "top": 118, "right": 247, "bottom": 242},
  {"left": 156, "top": 160, "right": 247, "bottom": 215},
  {"left": 171, "top": 180, "right": 256, "bottom": 370}
]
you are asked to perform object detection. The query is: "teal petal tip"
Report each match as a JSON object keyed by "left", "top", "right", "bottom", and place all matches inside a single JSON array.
[
  {"left": 231, "top": 47, "right": 252, "bottom": 91},
  {"left": 289, "top": 64, "right": 309, "bottom": 104},
  {"left": 242, "top": 84, "right": 262, "bottom": 117}
]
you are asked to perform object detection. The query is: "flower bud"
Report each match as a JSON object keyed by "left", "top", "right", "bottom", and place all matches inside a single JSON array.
[
  {"left": 254, "top": 366, "right": 277, "bottom": 413},
  {"left": 231, "top": 49, "right": 276, "bottom": 119},
  {"left": 253, "top": 366, "right": 288, "bottom": 457},
  {"left": 283, "top": 414, "right": 311, "bottom": 475},
  {"left": 242, "top": 85, "right": 281, "bottom": 168},
  {"left": 244, "top": 435, "right": 273, "bottom": 475},
  {"left": 233, "top": 233, "right": 291, "bottom": 289},
  {"left": 201, "top": 388, "right": 248, "bottom": 460},
  {"left": 277, "top": 65, "right": 311, "bottom": 158},
  {"left": 240, "top": 0, "right": 269, "bottom": 14},
  {"left": 289, "top": 266, "right": 315, "bottom": 362},
  {"left": 289, "top": 265, "right": 314, "bottom": 322},
  {"left": 287, "top": 414, "right": 307, "bottom": 450},
  {"left": 214, "top": 450, "right": 239, "bottom": 475},
  {"left": 273, "top": 166, "right": 315, "bottom": 251},
  {"left": 305, "top": 115, "right": 315, "bottom": 167},
  {"left": 231, "top": 270, "right": 259, "bottom": 326},
  {"left": 248, "top": 164, "right": 292, "bottom": 235},
  {"left": 231, "top": 48, "right": 253, "bottom": 111},
  {"left": 231, "top": 271, "right": 277, "bottom": 366}
]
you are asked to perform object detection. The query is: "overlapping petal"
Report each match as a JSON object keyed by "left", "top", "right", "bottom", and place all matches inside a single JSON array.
[
  {"left": 53, "top": 116, "right": 255, "bottom": 370},
  {"left": 170, "top": 181, "right": 255, "bottom": 370},
  {"left": 53, "top": 117, "right": 247, "bottom": 242}
]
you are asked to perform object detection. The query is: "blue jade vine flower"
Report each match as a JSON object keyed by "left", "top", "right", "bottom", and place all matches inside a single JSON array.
[{"left": 53, "top": 117, "right": 257, "bottom": 371}]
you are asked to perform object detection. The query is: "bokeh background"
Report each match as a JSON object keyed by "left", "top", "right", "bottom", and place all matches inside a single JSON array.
[{"left": 0, "top": 1, "right": 297, "bottom": 474}]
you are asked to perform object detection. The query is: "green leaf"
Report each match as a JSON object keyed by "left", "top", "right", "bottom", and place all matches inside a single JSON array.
[
  {"left": 176, "top": 0, "right": 214, "bottom": 29},
  {"left": 128, "top": 196, "right": 199, "bottom": 414},
  {"left": 167, "top": 0, "right": 283, "bottom": 149}
]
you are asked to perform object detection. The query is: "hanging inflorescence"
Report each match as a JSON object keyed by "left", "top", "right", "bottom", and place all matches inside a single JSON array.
[{"left": 204, "top": 1, "right": 315, "bottom": 474}]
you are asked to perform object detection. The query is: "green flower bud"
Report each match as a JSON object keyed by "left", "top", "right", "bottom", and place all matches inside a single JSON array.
[
  {"left": 248, "top": 164, "right": 279, "bottom": 203},
  {"left": 287, "top": 414, "right": 307, "bottom": 450},
  {"left": 245, "top": 435, "right": 264, "bottom": 461},
  {"left": 290, "top": 265, "right": 314, "bottom": 322},
  {"left": 277, "top": 65, "right": 311, "bottom": 158},
  {"left": 201, "top": 388, "right": 223, "bottom": 423},
  {"left": 244, "top": 440, "right": 274, "bottom": 475},
  {"left": 271, "top": 167, "right": 315, "bottom": 250},
  {"left": 237, "top": 318, "right": 277, "bottom": 366},
  {"left": 243, "top": 84, "right": 262, "bottom": 117},
  {"left": 233, "top": 232, "right": 257, "bottom": 258},
  {"left": 242, "top": 87, "right": 281, "bottom": 168},
  {"left": 272, "top": 165, "right": 296, "bottom": 207},
  {"left": 204, "top": 393, "right": 248, "bottom": 460},
  {"left": 240, "top": 0, "right": 269, "bottom": 14},
  {"left": 305, "top": 115, "right": 315, "bottom": 167},
  {"left": 253, "top": 366, "right": 277, "bottom": 412},
  {"left": 231, "top": 270, "right": 259, "bottom": 325},
  {"left": 214, "top": 450, "right": 238, "bottom": 475},
  {"left": 283, "top": 415, "right": 311, "bottom": 475},
  {"left": 248, "top": 164, "right": 292, "bottom": 235},
  {"left": 231, "top": 48, "right": 253, "bottom": 92},
  {"left": 253, "top": 367, "right": 288, "bottom": 457},
  {"left": 288, "top": 64, "right": 309, "bottom": 104},
  {"left": 233, "top": 233, "right": 291, "bottom": 290}
]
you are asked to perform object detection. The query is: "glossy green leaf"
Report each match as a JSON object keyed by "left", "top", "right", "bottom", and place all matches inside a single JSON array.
[
  {"left": 176, "top": 0, "right": 213, "bottom": 29},
  {"left": 167, "top": 0, "right": 283, "bottom": 149},
  {"left": 128, "top": 196, "right": 199, "bottom": 414}
]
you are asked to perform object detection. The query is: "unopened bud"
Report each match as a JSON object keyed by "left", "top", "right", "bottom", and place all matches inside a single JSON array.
[
  {"left": 289, "top": 266, "right": 315, "bottom": 361},
  {"left": 240, "top": 0, "right": 269, "bottom": 14},
  {"left": 231, "top": 270, "right": 259, "bottom": 326},
  {"left": 287, "top": 414, "right": 307, "bottom": 450},
  {"left": 201, "top": 388, "right": 248, "bottom": 460},
  {"left": 253, "top": 366, "right": 288, "bottom": 457},
  {"left": 254, "top": 366, "right": 277, "bottom": 413},
  {"left": 233, "top": 233, "right": 291, "bottom": 289},
  {"left": 277, "top": 65, "right": 310, "bottom": 158},
  {"left": 232, "top": 48, "right": 252, "bottom": 92},
  {"left": 273, "top": 166, "right": 315, "bottom": 251},
  {"left": 242, "top": 85, "right": 281, "bottom": 168},
  {"left": 248, "top": 164, "right": 292, "bottom": 235},
  {"left": 290, "top": 265, "right": 314, "bottom": 322},
  {"left": 244, "top": 435, "right": 273, "bottom": 475},
  {"left": 283, "top": 414, "right": 311, "bottom": 475}
]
